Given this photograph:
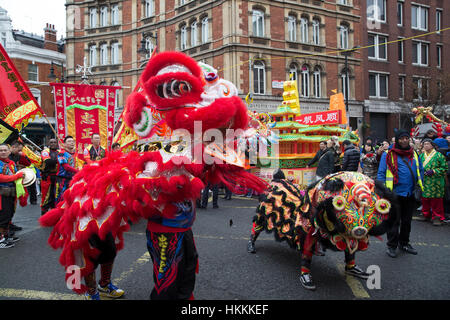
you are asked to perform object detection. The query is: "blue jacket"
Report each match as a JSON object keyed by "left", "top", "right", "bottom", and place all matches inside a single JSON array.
[{"left": 377, "top": 151, "right": 424, "bottom": 197}]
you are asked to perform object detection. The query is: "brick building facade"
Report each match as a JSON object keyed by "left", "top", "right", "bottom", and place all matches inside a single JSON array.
[
  {"left": 361, "top": 0, "right": 450, "bottom": 142},
  {"left": 0, "top": 7, "right": 65, "bottom": 145},
  {"left": 65, "top": 0, "right": 365, "bottom": 131}
]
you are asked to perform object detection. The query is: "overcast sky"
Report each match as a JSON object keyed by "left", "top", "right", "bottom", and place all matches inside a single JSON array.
[{"left": 1, "top": 0, "right": 66, "bottom": 38}]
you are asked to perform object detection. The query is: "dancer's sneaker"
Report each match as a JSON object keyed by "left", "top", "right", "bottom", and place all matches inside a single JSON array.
[
  {"left": 299, "top": 273, "right": 316, "bottom": 290},
  {"left": 98, "top": 282, "right": 124, "bottom": 298},
  {"left": 0, "top": 237, "right": 14, "bottom": 249},
  {"left": 84, "top": 291, "right": 101, "bottom": 300},
  {"left": 247, "top": 240, "right": 256, "bottom": 254},
  {"left": 345, "top": 265, "right": 370, "bottom": 279}
]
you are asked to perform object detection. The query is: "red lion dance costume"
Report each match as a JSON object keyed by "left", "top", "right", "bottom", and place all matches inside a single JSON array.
[{"left": 39, "top": 52, "right": 267, "bottom": 299}]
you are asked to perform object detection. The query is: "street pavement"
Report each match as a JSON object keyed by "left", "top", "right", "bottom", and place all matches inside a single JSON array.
[{"left": 0, "top": 194, "right": 449, "bottom": 300}]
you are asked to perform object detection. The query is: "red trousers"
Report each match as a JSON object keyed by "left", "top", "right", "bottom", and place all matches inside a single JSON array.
[{"left": 422, "top": 197, "right": 445, "bottom": 221}]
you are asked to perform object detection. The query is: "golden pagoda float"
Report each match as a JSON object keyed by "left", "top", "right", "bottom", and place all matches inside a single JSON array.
[{"left": 252, "top": 80, "right": 359, "bottom": 188}]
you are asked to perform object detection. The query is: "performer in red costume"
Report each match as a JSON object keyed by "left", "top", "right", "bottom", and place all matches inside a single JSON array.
[{"left": 39, "top": 52, "right": 267, "bottom": 300}]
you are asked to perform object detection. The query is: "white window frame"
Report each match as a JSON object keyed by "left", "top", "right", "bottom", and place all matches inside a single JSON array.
[
  {"left": 180, "top": 26, "right": 187, "bottom": 50},
  {"left": 397, "top": 1, "right": 403, "bottom": 26},
  {"left": 368, "top": 33, "right": 387, "bottom": 60},
  {"left": 367, "top": 0, "right": 386, "bottom": 23},
  {"left": 100, "top": 43, "right": 108, "bottom": 65},
  {"left": 253, "top": 61, "right": 266, "bottom": 95},
  {"left": 340, "top": 25, "right": 349, "bottom": 49},
  {"left": 111, "top": 42, "right": 119, "bottom": 64},
  {"left": 369, "top": 72, "right": 388, "bottom": 99},
  {"left": 252, "top": 10, "right": 265, "bottom": 37},
  {"left": 412, "top": 41, "right": 429, "bottom": 66},
  {"left": 145, "top": 0, "right": 155, "bottom": 17},
  {"left": 338, "top": 0, "right": 349, "bottom": 5},
  {"left": 436, "top": 9, "right": 442, "bottom": 33},
  {"left": 89, "top": 8, "right": 97, "bottom": 28},
  {"left": 398, "top": 38, "right": 404, "bottom": 63},
  {"left": 341, "top": 72, "right": 349, "bottom": 100},
  {"left": 100, "top": 6, "right": 108, "bottom": 27},
  {"left": 399, "top": 76, "right": 405, "bottom": 100},
  {"left": 111, "top": 4, "right": 119, "bottom": 25},
  {"left": 201, "top": 17, "right": 209, "bottom": 43},
  {"left": 300, "top": 18, "right": 308, "bottom": 44},
  {"left": 288, "top": 16, "right": 297, "bottom": 42},
  {"left": 190, "top": 21, "right": 198, "bottom": 47},
  {"left": 312, "top": 19, "right": 320, "bottom": 45},
  {"left": 437, "top": 45, "right": 442, "bottom": 68},
  {"left": 313, "top": 66, "right": 321, "bottom": 98},
  {"left": 413, "top": 78, "right": 429, "bottom": 101},
  {"left": 1, "top": 32, "right": 6, "bottom": 47},
  {"left": 301, "top": 65, "right": 310, "bottom": 97},
  {"left": 28, "top": 64, "right": 38, "bottom": 82},
  {"left": 89, "top": 45, "right": 97, "bottom": 66},
  {"left": 412, "top": 4, "right": 428, "bottom": 31}
]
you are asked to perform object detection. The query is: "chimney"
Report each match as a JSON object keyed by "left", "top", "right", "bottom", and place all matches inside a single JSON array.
[{"left": 44, "top": 23, "right": 57, "bottom": 51}]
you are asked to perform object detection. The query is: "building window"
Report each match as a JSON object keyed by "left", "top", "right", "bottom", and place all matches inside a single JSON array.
[
  {"left": 300, "top": 18, "right": 308, "bottom": 43},
  {"left": 288, "top": 15, "right": 297, "bottom": 42},
  {"left": 397, "top": 2, "right": 403, "bottom": 26},
  {"left": 301, "top": 65, "right": 309, "bottom": 97},
  {"left": 340, "top": 25, "right": 349, "bottom": 49},
  {"left": 412, "top": 41, "right": 429, "bottom": 66},
  {"left": 312, "top": 19, "right": 320, "bottom": 45},
  {"left": 28, "top": 64, "right": 38, "bottom": 82},
  {"left": 253, "top": 60, "right": 265, "bottom": 95},
  {"left": 436, "top": 9, "right": 442, "bottom": 33},
  {"left": 368, "top": 34, "right": 387, "bottom": 60},
  {"left": 412, "top": 5, "right": 428, "bottom": 31},
  {"left": 89, "top": 8, "right": 97, "bottom": 28},
  {"left": 145, "top": 37, "right": 154, "bottom": 58},
  {"left": 313, "top": 66, "right": 321, "bottom": 98},
  {"left": 89, "top": 45, "right": 97, "bottom": 66},
  {"left": 100, "top": 6, "right": 108, "bottom": 27},
  {"left": 413, "top": 78, "right": 429, "bottom": 101},
  {"left": 341, "top": 72, "right": 349, "bottom": 100},
  {"left": 437, "top": 45, "right": 442, "bottom": 68},
  {"left": 398, "top": 38, "right": 404, "bottom": 63},
  {"left": 111, "top": 4, "right": 119, "bottom": 25},
  {"left": 367, "top": 0, "right": 386, "bottom": 23},
  {"left": 289, "top": 63, "right": 298, "bottom": 81},
  {"left": 399, "top": 76, "right": 405, "bottom": 100},
  {"left": 180, "top": 25, "right": 187, "bottom": 50},
  {"left": 145, "top": 0, "right": 155, "bottom": 17},
  {"left": 337, "top": 0, "right": 349, "bottom": 4},
  {"left": 100, "top": 43, "right": 108, "bottom": 65},
  {"left": 190, "top": 21, "right": 198, "bottom": 47},
  {"left": 252, "top": 10, "right": 264, "bottom": 37},
  {"left": 111, "top": 42, "right": 119, "bottom": 64},
  {"left": 201, "top": 17, "right": 209, "bottom": 43},
  {"left": 369, "top": 73, "right": 388, "bottom": 98}
]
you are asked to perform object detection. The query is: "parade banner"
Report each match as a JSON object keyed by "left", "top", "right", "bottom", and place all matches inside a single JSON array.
[
  {"left": 0, "top": 44, "right": 43, "bottom": 130},
  {"left": 51, "top": 83, "right": 120, "bottom": 153},
  {"left": 0, "top": 118, "right": 19, "bottom": 145},
  {"left": 329, "top": 92, "right": 347, "bottom": 125},
  {"left": 296, "top": 110, "right": 342, "bottom": 126}
]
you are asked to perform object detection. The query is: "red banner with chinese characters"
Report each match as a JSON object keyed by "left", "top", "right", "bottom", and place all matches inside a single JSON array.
[
  {"left": 51, "top": 83, "right": 120, "bottom": 153},
  {"left": 0, "top": 43, "right": 44, "bottom": 130},
  {"left": 295, "top": 110, "right": 342, "bottom": 126}
]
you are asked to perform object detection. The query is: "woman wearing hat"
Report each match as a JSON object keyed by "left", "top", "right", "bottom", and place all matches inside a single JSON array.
[{"left": 417, "top": 139, "right": 447, "bottom": 226}]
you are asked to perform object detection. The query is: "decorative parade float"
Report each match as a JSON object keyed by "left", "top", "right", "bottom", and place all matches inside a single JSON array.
[{"left": 251, "top": 80, "right": 360, "bottom": 189}]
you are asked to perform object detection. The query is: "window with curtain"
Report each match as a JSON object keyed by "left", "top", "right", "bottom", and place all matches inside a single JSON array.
[
  {"left": 191, "top": 21, "right": 198, "bottom": 47},
  {"left": 100, "top": 43, "right": 108, "bottom": 65},
  {"left": 300, "top": 18, "right": 308, "bottom": 43},
  {"left": 301, "top": 65, "right": 309, "bottom": 97},
  {"left": 89, "top": 45, "right": 97, "bottom": 66},
  {"left": 180, "top": 26, "right": 187, "bottom": 50},
  {"left": 201, "top": 17, "right": 209, "bottom": 43},
  {"left": 89, "top": 8, "right": 97, "bottom": 28},
  {"left": 313, "top": 66, "right": 321, "bottom": 98},
  {"left": 288, "top": 16, "right": 297, "bottom": 42},
  {"left": 100, "top": 6, "right": 108, "bottom": 27},
  {"left": 252, "top": 10, "right": 264, "bottom": 37},
  {"left": 340, "top": 25, "right": 349, "bottom": 49},
  {"left": 145, "top": 0, "right": 155, "bottom": 17},
  {"left": 253, "top": 61, "right": 265, "bottom": 94},
  {"left": 312, "top": 19, "right": 320, "bottom": 45},
  {"left": 111, "top": 5, "right": 119, "bottom": 25}
]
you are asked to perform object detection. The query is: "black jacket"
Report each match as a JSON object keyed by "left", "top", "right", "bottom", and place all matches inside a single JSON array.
[
  {"left": 308, "top": 148, "right": 335, "bottom": 178},
  {"left": 342, "top": 145, "right": 360, "bottom": 171}
]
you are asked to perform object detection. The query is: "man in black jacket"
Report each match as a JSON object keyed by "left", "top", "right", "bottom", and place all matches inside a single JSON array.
[
  {"left": 307, "top": 140, "right": 335, "bottom": 181},
  {"left": 342, "top": 140, "right": 360, "bottom": 171}
]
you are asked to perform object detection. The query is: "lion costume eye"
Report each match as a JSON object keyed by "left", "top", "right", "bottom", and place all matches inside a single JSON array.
[
  {"left": 332, "top": 196, "right": 346, "bottom": 211},
  {"left": 375, "top": 199, "right": 391, "bottom": 214}
]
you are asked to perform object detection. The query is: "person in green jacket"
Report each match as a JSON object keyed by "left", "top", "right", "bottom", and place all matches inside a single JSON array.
[{"left": 417, "top": 138, "right": 447, "bottom": 226}]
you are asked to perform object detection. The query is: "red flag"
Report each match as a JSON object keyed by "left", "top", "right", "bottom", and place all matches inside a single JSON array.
[
  {"left": 51, "top": 83, "right": 121, "bottom": 152},
  {"left": 0, "top": 43, "right": 44, "bottom": 130}
]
